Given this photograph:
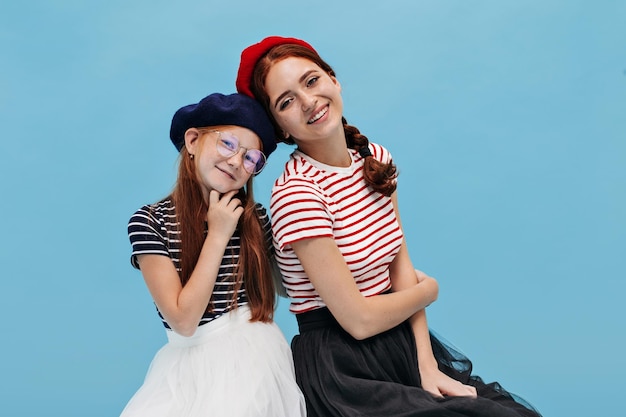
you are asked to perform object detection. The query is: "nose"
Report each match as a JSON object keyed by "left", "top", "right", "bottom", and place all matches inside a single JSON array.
[
  {"left": 226, "top": 148, "right": 246, "bottom": 167},
  {"left": 300, "top": 92, "right": 316, "bottom": 112}
]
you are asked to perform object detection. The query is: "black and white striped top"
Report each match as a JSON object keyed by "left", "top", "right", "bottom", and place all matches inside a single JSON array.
[{"left": 127, "top": 198, "right": 272, "bottom": 329}]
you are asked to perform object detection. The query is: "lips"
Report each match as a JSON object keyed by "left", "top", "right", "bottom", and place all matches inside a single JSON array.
[
  {"left": 307, "top": 106, "right": 328, "bottom": 124},
  {"left": 217, "top": 166, "right": 236, "bottom": 180}
]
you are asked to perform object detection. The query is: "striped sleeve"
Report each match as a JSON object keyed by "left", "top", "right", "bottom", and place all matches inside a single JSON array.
[
  {"left": 369, "top": 141, "right": 392, "bottom": 165},
  {"left": 127, "top": 205, "right": 169, "bottom": 269},
  {"left": 271, "top": 177, "right": 334, "bottom": 251}
]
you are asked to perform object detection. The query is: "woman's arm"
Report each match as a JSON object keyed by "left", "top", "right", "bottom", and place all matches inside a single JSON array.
[
  {"left": 290, "top": 236, "right": 438, "bottom": 340},
  {"left": 137, "top": 190, "right": 243, "bottom": 337},
  {"left": 388, "top": 192, "right": 477, "bottom": 398}
]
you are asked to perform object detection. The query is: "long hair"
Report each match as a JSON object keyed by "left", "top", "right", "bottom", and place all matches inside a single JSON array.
[
  {"left": 171, "top": 134, "right": 275, "bottom": 322},
  {"left": 250, "top": 44, "right": 397, "bottom": 196}
]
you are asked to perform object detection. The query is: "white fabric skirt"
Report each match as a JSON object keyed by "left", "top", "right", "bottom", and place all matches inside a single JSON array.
[{"left": 120, "top": 306, "right": 306, "bottom": 417}]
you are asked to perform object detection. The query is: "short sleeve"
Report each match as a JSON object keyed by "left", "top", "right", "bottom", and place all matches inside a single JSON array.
[
  {"left": 271, "top": 178, "right": 334, "bottom": 251},
  {"left": 127, "top": 205, "right": 169, "bottom": 269}
]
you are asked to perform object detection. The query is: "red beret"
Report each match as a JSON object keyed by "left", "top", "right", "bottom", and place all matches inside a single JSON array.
[{"left": 236, "top": 36, "right": 317, "bottom": 98}]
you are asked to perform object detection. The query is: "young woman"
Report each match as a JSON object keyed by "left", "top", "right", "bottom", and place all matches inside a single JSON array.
[
  {"left": 235, "top": 36, "right": 542, "bottom": 417},
  {"left": 122, "top": 92, "right": 305, "bottom": 417}
]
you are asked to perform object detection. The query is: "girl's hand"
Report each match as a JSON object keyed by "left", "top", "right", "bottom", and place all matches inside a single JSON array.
[
  {"left": 419, "top": 365, "right": 477, "bottom": 399},
  {"left": 206, "top": 190, "right": 244, "bottom": 240}
]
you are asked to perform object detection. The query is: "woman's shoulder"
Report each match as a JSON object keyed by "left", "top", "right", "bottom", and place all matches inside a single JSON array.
[
  {"left": 272, "top": 172, "right": 325, "bottom": 202},
  {"left": 275, "top": 149, "right": 332, "bottom": 181},
  {"left": 368, "top": 142, "right": 392, "bottom": 163},
  {"left": 275, "top": 151, "right": 330, "bottom": 186}
]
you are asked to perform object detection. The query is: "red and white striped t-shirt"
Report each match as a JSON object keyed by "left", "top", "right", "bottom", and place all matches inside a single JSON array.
[{"left": 270, "top": 143, "right": 404, "bottom": 314}]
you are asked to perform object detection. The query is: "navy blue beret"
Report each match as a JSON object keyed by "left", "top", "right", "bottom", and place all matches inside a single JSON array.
[{"left": 169, "top": 93, "right": 277, "bottom": 158}]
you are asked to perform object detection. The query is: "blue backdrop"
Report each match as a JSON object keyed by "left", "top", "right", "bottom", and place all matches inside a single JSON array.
[{"left": 1, "top": 1, "right": 624, "bottom": 416}]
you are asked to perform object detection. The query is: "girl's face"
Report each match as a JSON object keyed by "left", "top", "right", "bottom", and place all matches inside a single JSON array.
[
  {"left": 264, "top": 56, "right": 343, "bottom": 143},
  {"left": 185, "top": 126, "right": 262, "bottom": 198}
]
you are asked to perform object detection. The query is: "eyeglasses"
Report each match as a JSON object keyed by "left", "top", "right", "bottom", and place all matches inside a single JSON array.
[{"left": 211, "top": 130, "right": 266, "bottom": 174}]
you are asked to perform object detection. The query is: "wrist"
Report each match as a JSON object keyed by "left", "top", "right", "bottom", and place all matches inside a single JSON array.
[
  {"left": 203, "top": 232, "right": 231, "bottom": 249},
  {"left": 417, "top": 353, "right": 438, "bottom": 372}
]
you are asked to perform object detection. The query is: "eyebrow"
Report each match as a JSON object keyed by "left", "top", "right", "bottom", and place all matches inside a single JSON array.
[{"left": 273, "top": 69, "right": 318, "bottom": 109}]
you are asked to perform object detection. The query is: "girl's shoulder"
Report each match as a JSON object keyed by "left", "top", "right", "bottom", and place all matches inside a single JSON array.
[
  {"left": 129, "top": 197, "right": 176, "bottom": 227},
  {"left": 253, "top": 202, "right": 269, "bottom": 218}
]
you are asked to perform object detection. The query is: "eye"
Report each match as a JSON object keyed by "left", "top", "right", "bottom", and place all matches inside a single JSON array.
[
  {"left": 245, "top": 150, "right": 262, "bottom": 164},
  {"left": 244, "top": 153, "right": 256, "bottom": 164},
  {"left": 219, "top": 134, "right": 239, "bottom": 151},
  {"left": 243, "top": 150, "right": 266, "bottom": 173},
  {"left": 306, "top": 76, "right": 319, "bottom": 87},
  {"left": 279, "top": 97, "right": 293, "bottom": 111}
]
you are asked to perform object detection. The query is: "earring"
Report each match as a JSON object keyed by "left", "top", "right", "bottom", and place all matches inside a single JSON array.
[{"left": 190, "top": 154, "right": 195, "bottom": 160}]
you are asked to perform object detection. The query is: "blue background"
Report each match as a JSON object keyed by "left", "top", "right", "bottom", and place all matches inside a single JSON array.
[{"left": 1, "top": 1, "right": 624, "bottom": 416}]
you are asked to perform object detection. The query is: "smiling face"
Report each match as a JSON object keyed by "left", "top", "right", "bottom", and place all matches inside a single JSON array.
[
  {"left": 264, "top": 56, "right": 344, "bottom": 145},
  {"left": 184, "top": 125, "right": 262, "bottom": 199}
]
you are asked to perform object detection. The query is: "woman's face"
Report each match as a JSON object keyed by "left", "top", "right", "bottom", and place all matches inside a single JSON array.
[
  {"left": 264, "top": 56, "right": 343, "bottom": 143},
  {"left": 185, "top": 126, "right": 262, "bottom": 198}
]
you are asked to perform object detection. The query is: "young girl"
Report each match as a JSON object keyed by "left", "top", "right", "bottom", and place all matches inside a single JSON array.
[
  {"left": 122, "top": 92, "right": 306, "bottom": 417},
  {"left": 235, "top": 36, "right": 542, "bottom": 417}
]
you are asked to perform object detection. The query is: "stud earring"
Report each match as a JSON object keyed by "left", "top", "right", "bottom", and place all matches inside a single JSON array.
[{"left": 190, "top": 154, "right": 195, "bottom": 160}]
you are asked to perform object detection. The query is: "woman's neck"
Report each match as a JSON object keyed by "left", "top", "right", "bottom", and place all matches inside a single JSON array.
[{"left": 295, "top": 129, "right": 351, "bottom": 167}]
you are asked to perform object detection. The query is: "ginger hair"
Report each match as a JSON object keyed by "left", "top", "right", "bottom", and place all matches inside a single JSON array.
[
  {"left": 171, "top": 135, "right": 275, "bottom": 322},
  {"left": 250, "top": 44, "right": 397, "bottom": 196}
]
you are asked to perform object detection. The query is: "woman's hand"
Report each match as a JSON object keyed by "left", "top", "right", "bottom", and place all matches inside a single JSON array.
[{"left": 419, "top": 363, "right": 477, "bottom": 399}]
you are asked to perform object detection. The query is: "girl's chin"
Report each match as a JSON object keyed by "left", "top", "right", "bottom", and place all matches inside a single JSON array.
[{"left": 204, "top": 181, "right": 240, "bottom": 197}]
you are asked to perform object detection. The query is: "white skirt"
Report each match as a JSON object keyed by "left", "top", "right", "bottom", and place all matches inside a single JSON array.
[{"left": 120, "top": 306, "right": 306, "bottom": 417}]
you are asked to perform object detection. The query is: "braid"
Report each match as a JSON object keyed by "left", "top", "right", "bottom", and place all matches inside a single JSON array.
[{"left": 343, "top": 117, "right": 397, "bottom": 197}]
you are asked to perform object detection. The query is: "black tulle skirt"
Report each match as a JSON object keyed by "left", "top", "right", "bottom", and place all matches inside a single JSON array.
[{"left": 292, "top": 307, "right": 542, "bottom": 417}]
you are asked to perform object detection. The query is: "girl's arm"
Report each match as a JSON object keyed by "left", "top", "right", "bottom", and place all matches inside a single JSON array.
[
  {"left": 137, "top": 190, "right": 243, "bottom": 337},
  {"left": 290, "top": 238, "right": 439, "bottom": 341},
  {"left": 388, "top": 192, "right": 477, "bottom": 398}
]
